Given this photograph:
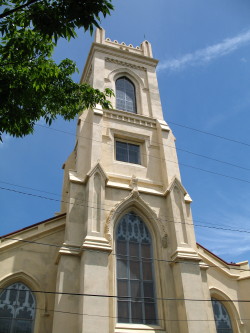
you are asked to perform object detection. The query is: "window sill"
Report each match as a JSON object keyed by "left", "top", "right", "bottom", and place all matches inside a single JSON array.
[
  {"left": 115, "top": 323, "right": 165, "bottom": 333},
  {"left": 114, "top": 160, "right": 146, "bottom": 168}
]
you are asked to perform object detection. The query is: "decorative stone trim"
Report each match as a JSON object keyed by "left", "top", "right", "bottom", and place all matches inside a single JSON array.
[
  {"left": 104, "top": 189, "right": 167, "bottom": 246},
  {"left": 82, "top": 236, "right": 112, "bottom": 252},
  {"left": 105, "top": 39, "right": 141, "bottom": 51},
  {"left": 93, "top": 108, "right": 103, "bottom": 116},
  {"left": 103, "top": 109, "right": 157, "bottom": 129},
  {"left": 105, "top": 57, "right": 146, "bottom": 71},
  {"left": 171, "top": 247, "right": 201, "bottom": 262},
  {"left": 156, "top": 119, "right": 170, "bottom": 132}
]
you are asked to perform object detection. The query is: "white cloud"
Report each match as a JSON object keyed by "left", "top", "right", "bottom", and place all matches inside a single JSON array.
[{"left": 158, "top": 29, "right": 250, "bottom": 72}]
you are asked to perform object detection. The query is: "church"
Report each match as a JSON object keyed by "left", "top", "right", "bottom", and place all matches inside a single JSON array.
[{"left": 0, "top": 28, "right": 250, "bottom": 333}]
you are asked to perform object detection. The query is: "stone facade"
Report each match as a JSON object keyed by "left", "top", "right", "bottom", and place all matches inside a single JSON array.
[{"left": 0, "top": 29, "right": 250, "bottom": 333}]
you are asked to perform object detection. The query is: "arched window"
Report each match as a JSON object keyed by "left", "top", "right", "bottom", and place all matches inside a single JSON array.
[
  {"left": 212, "top": 298, "right": 233, "bottom": 333},
  {"left": 116, "top": 77, "right": 137, "bottom": 113},
  {"left": 0, "top": 282, "right": 36, "bottom": 333},
  {"left": 116, "top": 212, "right": 157, "bottom": 324}
]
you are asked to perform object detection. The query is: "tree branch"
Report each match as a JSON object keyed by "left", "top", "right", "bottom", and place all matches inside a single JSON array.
[{"left": 0, "top": 0, "right": 40, "bottom": 19}]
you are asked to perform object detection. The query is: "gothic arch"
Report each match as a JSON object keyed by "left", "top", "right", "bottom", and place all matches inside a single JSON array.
[
  {"left": 210, "top": 287, "right": 243, "bottom": 333},
  {"left": 104, "top": 190, "right": 168, "bottom": 248},
  {"left": 107, "top": 68, "right": 144, "bottom": 115},
  {"left": 108, "top": 67, "right": 145, "bottom": 89},
  {"left": 0, "top": 271, "right": 46, "bottom": 332}
]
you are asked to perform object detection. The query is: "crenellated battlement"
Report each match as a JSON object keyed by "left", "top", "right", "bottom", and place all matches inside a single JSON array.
[{"left": 94, "top": 28, "right": 153, "bottom": 58}]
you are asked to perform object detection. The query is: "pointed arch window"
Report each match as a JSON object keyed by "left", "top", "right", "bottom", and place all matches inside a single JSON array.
[
  {"left": 116, "top": 212, "right": 157, "bottom": 324},
  {"left": 116, "top": 77, "right": 137, "bottom": 113},
  {"left": 0, "top": 282, "right": 36, "bottom": 333},
  {"left": 212, "top": 298, "right": 233, "bottom": 333}
]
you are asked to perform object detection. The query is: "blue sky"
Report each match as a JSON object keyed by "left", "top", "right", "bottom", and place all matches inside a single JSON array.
[{"left": 1, "top": 0, "right": 250, "bottom": 263}]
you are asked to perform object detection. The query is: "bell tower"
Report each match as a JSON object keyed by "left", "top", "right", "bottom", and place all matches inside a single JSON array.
[{"left": 52, "top": 29, "right": 215, "bottom": 333}]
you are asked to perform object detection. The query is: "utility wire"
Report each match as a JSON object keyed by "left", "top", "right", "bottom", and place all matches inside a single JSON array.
[
  {"left": 0, "top": 180, "right": 60, "bottom": 197},
  {"left": 0, "top": 175, "right": 248, "bottom": 231},
  {"left": 1, "top": 286, "right": 250, "bottom": 303},
  {"left": 37, "top": 121, "right": 250, "bottom": 172},
  {"left": 35, "top": 124, "right": 250, "bottom": 185},
  {"left": 1, "top": 235, "right": 249, "bottom": 272},
  {"left": 168, "top": 121, "right": 250, "bottom": 148},
  {"left": 2, "top": 185, "right": 250, "bottom": 236},
  {"left": 0, "top": 300, "right": 248, "bottom": 324}
]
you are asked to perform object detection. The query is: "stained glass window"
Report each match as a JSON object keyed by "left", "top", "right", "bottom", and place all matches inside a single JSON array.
[
  {"left": 116, "top": 213, "right": 157, "bottom": 324},
  {"left": 116, "top": 77, "right": 137, "bottom": 113},
  {"left": 0, "top": 282, "right": 36, "bottom": 333},
  {"left": 212, "top": 298, "right": 233, "bottom": 333}
]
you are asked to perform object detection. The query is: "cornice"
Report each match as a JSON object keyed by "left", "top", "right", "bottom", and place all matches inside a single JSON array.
[
  {"left": 103, "top": 108, "right": 157, "bottom": 129},
  {"left": 105, "top": 57, "right": 146, "bottom": 71}
]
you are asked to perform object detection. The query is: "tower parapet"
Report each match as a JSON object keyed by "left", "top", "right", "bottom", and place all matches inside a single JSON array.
[{"left": 94, "top": 27, "right": 153, "bottom": 57}]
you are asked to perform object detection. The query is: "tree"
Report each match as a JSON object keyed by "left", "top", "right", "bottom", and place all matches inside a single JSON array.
[{"left": 0, "top": 0, "right": 114, "bottom": 140}]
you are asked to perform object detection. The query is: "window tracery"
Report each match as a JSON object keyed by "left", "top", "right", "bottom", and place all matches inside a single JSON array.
[
  {"left": 0, "top": 282, "right": 36, "bottom": 333},
  {"left": 116, "top": 212, "right": 157, "bottom": 324},
  {"left": 212, "top": 298, "right": 233, "bottom": 333}
]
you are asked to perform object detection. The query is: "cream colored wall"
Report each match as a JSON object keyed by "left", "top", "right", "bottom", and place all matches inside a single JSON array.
[
  {"left": 55, "top": 29, "right": 215, "bottom": 333},
  {"left": 198, "top": 245, "right": 250, "bottom": 333},
  {"left": 0, "top": 217, "right": 66, "bottom": 333}
]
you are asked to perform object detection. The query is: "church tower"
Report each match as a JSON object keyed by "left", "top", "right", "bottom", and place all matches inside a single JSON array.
[{"left": 52, "top": 29, "right": 215, "bottom": 333}]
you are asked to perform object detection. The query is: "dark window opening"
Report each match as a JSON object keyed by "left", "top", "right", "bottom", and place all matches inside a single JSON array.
[
  {"left": 116, "top": 141, "right": 140, "bottom": 165},
  {"left": 116, "top": 77, "right": 137, "bottom": 113}
]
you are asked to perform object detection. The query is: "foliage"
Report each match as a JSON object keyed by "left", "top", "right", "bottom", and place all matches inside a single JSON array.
[{"left": 0, "top": 0, "right": 114, "bottom": 140}]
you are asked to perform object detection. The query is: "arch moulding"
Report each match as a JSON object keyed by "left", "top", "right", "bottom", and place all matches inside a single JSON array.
[
  {"left": 210, "top": 287, "right": 244, "bottom": 333},
  {"left": 0, "top": 271, "right": 47, "bottom": 332},
  {"left": 104, "top": 189, "right": 168, "bottom": 248}
]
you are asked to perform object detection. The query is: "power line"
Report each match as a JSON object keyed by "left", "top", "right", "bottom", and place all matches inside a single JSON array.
[
  {"left": 0, "top": 172, "right": 250, "bottom": 233},
  {"left": 0, "top": 187, "right": 250, "bottom": 239},
  {"left": 0, "top": 300, "right": 248, "bottom": 323},
  {"left": 168, "top": 120, "right": 250, "bottom": 148},
  {"left": 1, "top": 185, "right": 250, "bottom": 237},
  {"left": 36, "top": 121, "right": 250, "bottom": 172},
  {"left": 0, "top": 180, "right": 60, "bottom": 197},
  {"left": 35, "top": 123, "right": 250, "bottom": 185},
  {"left": 1, "top": 235, "right": 249, "bottom": 272},
  {"left": 0, "top": 174, "right": 249, "bottom": 231},
  {"left": 1, "top": 286, "right": 250, "bottom": 303}
]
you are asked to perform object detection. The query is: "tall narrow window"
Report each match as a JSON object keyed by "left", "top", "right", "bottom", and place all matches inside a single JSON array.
[
  {"left": 0, "top": 282, "right": 36, "bottom": 333},
  {"left": 212, "top": 298, "right": 233, "bottom": 333},
  {"left": 116, "top": 212, "right": 157, "bottom": 324},
  {"left": 116, "top": 77, "right": 137, "bottom": 113}
]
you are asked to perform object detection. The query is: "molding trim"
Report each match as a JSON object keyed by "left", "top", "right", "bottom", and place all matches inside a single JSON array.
[
  {"left": 105, "top": 57, "right": 146, "bottom": 71},
  {"left": 171, "top": 247, "right": 201, "bottom": 262},
  {"left": 82, "top": 235, "right": 112, "bottom": 252},
  {"left": 104, "top": 189, "right": 168, "bottom": 246},
  {"left": 103, "top": 109, "right": 157, "bottom": 129}
]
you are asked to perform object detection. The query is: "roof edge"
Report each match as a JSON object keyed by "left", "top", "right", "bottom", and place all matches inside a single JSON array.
[
  {"left": 0, "top": 213, "right": 66, "bottom": 239},
  {"left": 197, "top": 242, "right": 240, "bottom": 267}
]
